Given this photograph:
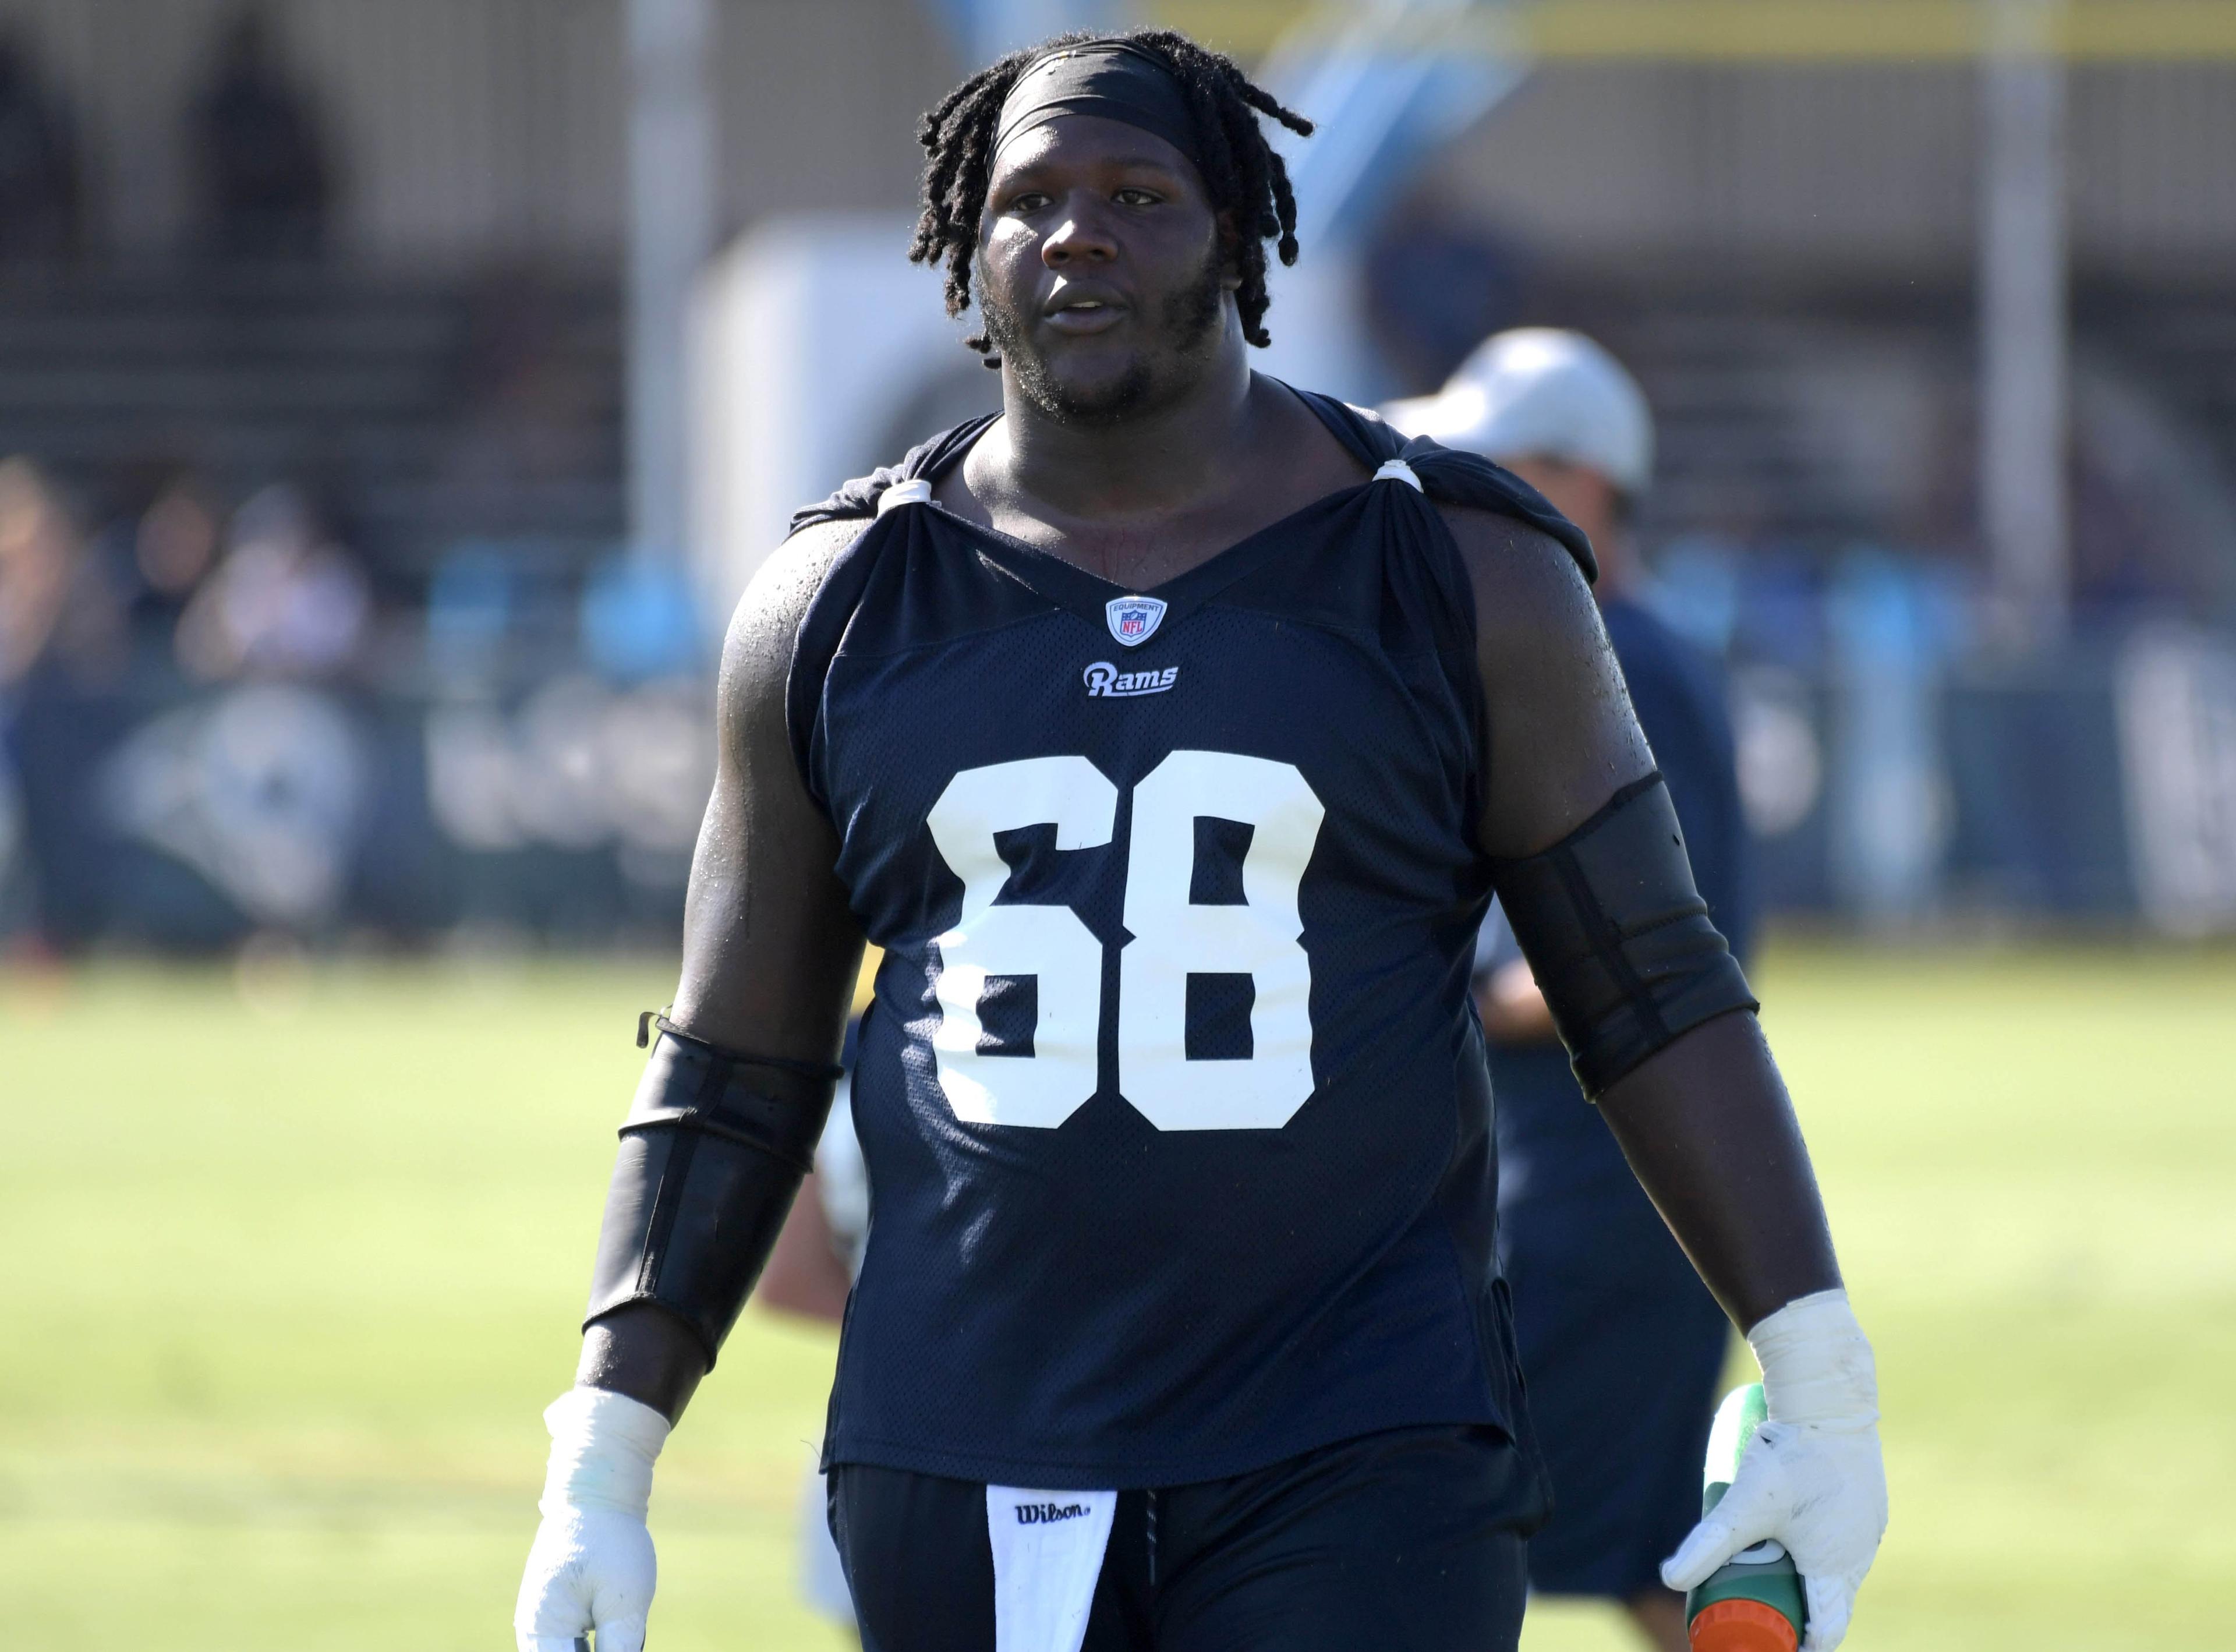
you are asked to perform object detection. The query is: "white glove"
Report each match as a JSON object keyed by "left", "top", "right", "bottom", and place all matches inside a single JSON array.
[
  {"left": 1662, "top": 1289, "right": 1888, "bottom": 1652},
  {"left": 515, "top": 1386, "right": 671, "bottom": 1652}
]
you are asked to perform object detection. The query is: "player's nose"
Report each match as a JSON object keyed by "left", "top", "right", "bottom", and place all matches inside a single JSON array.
[{"left": 1041, "top": 205, "right": 1118, "bottom": 267}]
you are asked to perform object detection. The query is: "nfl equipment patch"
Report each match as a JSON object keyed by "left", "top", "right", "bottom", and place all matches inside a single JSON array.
[{"left": 1105, "top": 595, "right": 1166, "bottom": 647}]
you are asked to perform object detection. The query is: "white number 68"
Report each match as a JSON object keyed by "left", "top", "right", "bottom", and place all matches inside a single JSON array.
[{"left": 924, "top": 750, "right": 1324, "bottom": 1131}]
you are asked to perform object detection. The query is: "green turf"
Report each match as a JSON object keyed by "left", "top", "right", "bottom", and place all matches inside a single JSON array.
[{"left": 3, "top": 944, "right": 2232, "bottom": 1649}]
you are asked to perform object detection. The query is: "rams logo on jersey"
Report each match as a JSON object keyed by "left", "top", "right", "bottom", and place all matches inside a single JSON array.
[{"left": 1084, "top": 661, "right": 1177, "bottom": 698}]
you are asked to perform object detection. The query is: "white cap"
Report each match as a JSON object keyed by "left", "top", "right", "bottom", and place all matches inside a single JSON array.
[{"left": 1382, "top": 328, "right": 1654, "bottom": 496}]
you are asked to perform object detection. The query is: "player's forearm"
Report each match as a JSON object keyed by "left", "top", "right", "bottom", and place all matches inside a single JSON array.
[
  {"left": 576, "top": 1303, "right": 709, "bottom": 1424},
  {"left": 1596, "top": 1009, "right": 1841, "bottom": 1331},
  {"left": 576, "top": 1016, "right": 837, "bottom": 1396}
]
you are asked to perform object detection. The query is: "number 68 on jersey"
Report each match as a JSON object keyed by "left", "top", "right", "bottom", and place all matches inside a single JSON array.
[{"left": 925, "top": 749, "right": 1325, "bottom": 1133}]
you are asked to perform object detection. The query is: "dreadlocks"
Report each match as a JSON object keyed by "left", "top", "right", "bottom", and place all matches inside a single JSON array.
[{"left": 909, "top": 30, "right": 1313, "bottom": 365}]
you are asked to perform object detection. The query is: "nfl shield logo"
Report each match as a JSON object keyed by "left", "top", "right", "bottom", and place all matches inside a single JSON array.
[{"left": 1105, "top": 595, "right": 1166, "bottom": 648}]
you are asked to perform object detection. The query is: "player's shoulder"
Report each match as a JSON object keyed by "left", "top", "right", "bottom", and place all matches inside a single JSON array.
[
  {"left": 709, "top": 518, "right": 871, "bottom": 751},
  {"left": 1433, "top": 499, "right": 1577, "bottom": 564},
  {"left": 1434, "top": 502, "right": 1602, "bottom": 655},
  {"left": 724, "top": 518, "right": 864, "bottom": 653},
  {"left": 768, "top": 515, "right": 869, "bottom": 594}
]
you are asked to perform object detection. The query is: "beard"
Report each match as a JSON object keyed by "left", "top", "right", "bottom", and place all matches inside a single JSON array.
[{"left": 979, "top": 249, "right": 1227, "bottom": 426}]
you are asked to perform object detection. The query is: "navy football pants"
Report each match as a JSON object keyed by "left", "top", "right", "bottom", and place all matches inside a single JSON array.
[
  {"left": 830, "top": 1423, "right": 1546, "bottom": 1651},
  {"left": 1502, "top": 1227, "right": 1732, "bottom": 1598}
]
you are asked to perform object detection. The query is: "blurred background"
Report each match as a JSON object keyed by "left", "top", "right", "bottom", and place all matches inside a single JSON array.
[{"left": 1, "top": 1, "right": 2231, "bottom": 1649}]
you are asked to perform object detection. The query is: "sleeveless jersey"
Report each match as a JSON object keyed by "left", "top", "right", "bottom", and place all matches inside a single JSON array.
[{"left": 788, "top": 387, "right": 1593, "bottom": 1489}]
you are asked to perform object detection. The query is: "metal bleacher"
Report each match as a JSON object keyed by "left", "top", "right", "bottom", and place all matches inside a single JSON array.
[
  {"left": 0, "top": 263, "right": 624, "bottom": 581},
  {"left": 3, "top": 260, "right": 2227, "bottom": 610},
  {"left": 2098, "top": 288, "right": 2236, "bottom": 479},
  {"left": 1515, "top": 268, "right": 1973, "bottom": 557},
  {"left": 1544, "top": 273, "right": 2236, "bottom": 602}
]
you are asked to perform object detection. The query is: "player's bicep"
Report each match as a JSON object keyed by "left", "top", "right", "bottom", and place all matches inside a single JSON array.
[
  {"left": 669, "top": 522, "right": 867, "bottom": 1061},
  {"left": 1450, "top": 509, "right": 1753, "bottom": 1098},
  {"left": 1451, "top": 511, "right": 1654, "bottom": 857}
]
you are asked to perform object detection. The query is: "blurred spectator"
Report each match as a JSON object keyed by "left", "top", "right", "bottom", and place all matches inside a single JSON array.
[
  {"left": 0, "top": 26, "right": 81, "bottom": 261},
  {"left": 1, "top": 458, "right": 128, "bottom": 950},
  {"left": 133, "top": 475, "right": 222, "bottom": 610},
  {"left": 190, "top": 9, "right": 334, "bottom": 261},
  {"left": 0, "top": 457, "right": 120, "bottom": 691},
  {"left": 0, "top": 457, "right": 71, "bottom": 689},
  {"left": 84, "top": 467, "right": 225, "bottom": 673},
  {"left": 176, "top": 483, "right": 370, "bottom": 681}
]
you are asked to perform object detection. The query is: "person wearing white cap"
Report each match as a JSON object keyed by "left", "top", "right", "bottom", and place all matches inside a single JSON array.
[
  {"left": 1384, "top": 327, "right": 1656, "bottom": 590},
  {"left": 1388, "top": 331, "right": 1758, "bottom": 1652}
]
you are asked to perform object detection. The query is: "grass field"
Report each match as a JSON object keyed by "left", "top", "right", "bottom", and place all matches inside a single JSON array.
[{"left": 3, "top": 943, "right": 2233, "bottom": 1650}]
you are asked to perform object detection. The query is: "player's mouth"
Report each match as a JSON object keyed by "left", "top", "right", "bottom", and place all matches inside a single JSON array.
[{"left": 1042, "top": 287, "right": 1128, "bottom": 335}]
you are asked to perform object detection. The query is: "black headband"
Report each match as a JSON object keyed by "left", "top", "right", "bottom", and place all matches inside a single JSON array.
[{"left": 993, "top": 39, "right": 1204, "bottom": 173}]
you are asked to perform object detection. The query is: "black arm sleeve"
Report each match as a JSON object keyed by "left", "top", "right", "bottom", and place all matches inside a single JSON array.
[
  {"left": 1490, "top": 773, "right": 1758, "bottom": 1099},
  {"left": 583, "top": 1015, "right": 843, "bottom": 1367}
]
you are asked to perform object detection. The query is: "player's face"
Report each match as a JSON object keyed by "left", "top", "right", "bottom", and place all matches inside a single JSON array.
[{"left": 976, "top": 115, "right": 1239, "bottom": 424}]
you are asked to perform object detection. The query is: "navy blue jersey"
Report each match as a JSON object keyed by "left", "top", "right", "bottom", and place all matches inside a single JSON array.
[
  {"left": 787, "top": 390, "right": 1589, "bottom": 1490},
  {"left": 1487, "top": 596, "right": 1753, "bottom": 1250}
]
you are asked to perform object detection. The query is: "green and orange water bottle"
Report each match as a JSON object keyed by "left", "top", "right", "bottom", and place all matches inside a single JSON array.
[{"left": 1686, "top": 1382, "right": 1807, "bottom": 1652}]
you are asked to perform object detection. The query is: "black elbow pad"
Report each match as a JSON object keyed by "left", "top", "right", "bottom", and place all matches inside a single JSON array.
[
  {"left": 583, "top": 1016, "right": 841, "bottom": 1367},
  {"left": 1491, "top": 773, "right": 1757, "bottom": 1099}
]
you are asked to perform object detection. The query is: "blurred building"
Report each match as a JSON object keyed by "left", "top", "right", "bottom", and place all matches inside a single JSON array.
[
  {"left": 1407, "top": 55, "right": 2236, "bottom": 608},
  {"left": 0, "top": 0, "right": 2230, "bottom": 943},
  {"left": 0, "top": 0, "right": 953, "bottom": 260},
  {"left": 0, "top": 2, "right": 2226, "bottom": 593},
  {"left": 0, "top": 0, "right": 958, "bottom": 576}
]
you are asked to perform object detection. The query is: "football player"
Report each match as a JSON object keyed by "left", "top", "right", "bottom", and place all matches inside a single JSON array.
[{"left": 516, "top": 31, "right": 1884, "bottom": 1652}]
